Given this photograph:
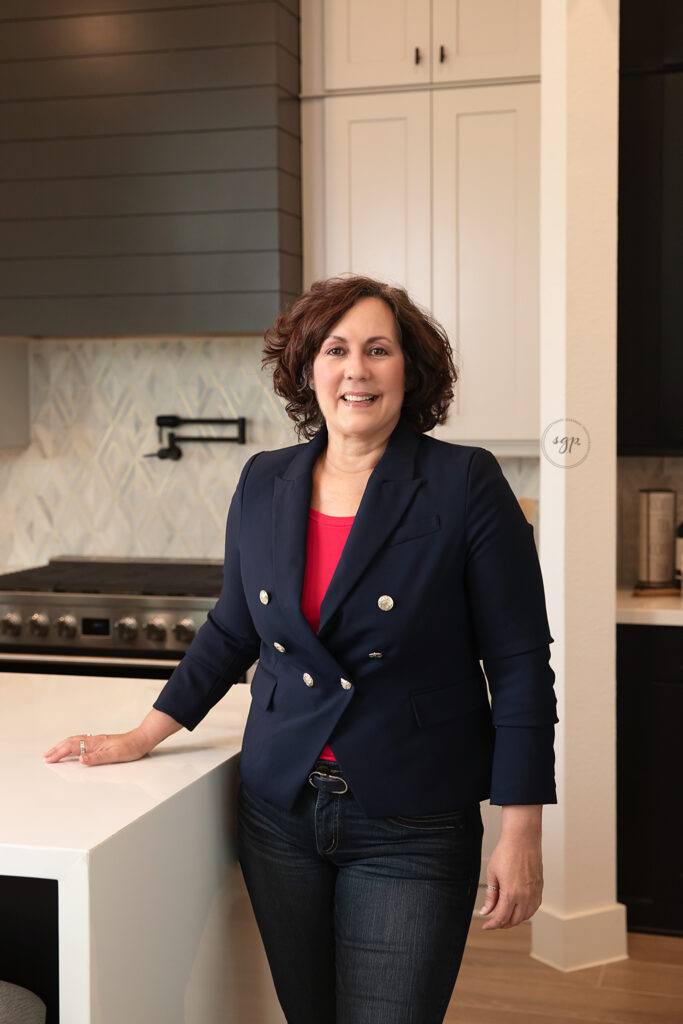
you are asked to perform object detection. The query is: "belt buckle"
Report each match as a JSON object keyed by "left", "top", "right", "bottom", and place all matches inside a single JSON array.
[{"left": 308, "top": 770, "right": 349, "bottom": 795}]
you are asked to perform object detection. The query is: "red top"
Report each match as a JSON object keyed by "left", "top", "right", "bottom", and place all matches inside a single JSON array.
[{"left": 300, "top": 507, "right": 355, "bottom": 762}]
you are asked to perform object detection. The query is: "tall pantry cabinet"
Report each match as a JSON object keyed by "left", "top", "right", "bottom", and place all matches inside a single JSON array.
[{"left": 301, "top": 0, "right": 541, "bottom": 452}]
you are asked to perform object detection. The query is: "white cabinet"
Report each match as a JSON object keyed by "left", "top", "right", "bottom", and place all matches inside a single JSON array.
[
  {"left": 321, "top": 0, "right": 539, "bottom": 90},
  {"left": 324, "top": 0, "right": 430, "bottom": 90},
  {"left": 302, "top": 0, "right": 541, "bottom": 449},
  {"left": 315, "top": 84, "right": 540, "bottom": 446},
  {"left": 323, "top": 91, "right": 432, "bottom": 311},
  {"left": 431, "top": 84, "right": 540, "bottom": 443},
  {"left": 0, "top": 340, "right": 29, "bottom": 449}
]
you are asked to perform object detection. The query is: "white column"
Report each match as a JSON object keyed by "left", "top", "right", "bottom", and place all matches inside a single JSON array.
[{"left": 533, "top": 0, "right": 628, "bottom": 971}]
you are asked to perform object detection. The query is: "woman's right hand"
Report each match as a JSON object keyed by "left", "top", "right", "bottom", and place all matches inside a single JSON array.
[
  {"left": 43, "top": 729, "right": 151, "bottom": 766},
  {"left": 43, "top": 709, "right": 182, "bottom": 767}
]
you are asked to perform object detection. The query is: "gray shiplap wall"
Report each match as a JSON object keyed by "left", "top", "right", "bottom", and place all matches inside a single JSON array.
[{"left": 0, "top": 0, "right": 301, "bottom": 336}]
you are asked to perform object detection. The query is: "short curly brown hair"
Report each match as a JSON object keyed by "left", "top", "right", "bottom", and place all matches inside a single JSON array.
[{"left": 262, "top": 275, "right": 457, "bottom": 439}]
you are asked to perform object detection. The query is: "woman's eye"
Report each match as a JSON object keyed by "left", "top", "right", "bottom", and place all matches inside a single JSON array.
[
  {"left": 370, "top": 346, "right": 388, "bottom": 356},
  {"left": 325, "top": 346, "right": 344, "bottom": 356}
]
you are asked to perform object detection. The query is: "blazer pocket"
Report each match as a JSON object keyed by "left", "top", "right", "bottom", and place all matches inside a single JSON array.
[
  {"left": 387, "top": 513, "right": 440, "bottom": 547},
  {"left": 410, "top": 680, "right": 487, "bottom": 729},
  {"left": 250, "top": 665, "right": 277, "bottom": 711}
]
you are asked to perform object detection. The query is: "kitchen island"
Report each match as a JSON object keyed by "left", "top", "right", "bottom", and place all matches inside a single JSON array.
[{"left": 0, "top": 671, "right": 253, "bottom": 1024}]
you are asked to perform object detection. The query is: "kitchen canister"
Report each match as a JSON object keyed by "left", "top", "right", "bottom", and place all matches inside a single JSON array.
[{"left": 637, "top": 489, "right": 676, "bottom": 587}]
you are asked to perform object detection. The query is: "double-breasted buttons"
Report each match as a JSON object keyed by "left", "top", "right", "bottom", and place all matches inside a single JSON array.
[
  {"left": 368, "top": 651, "right": 383, "bottom": 659},
  {"left": 273, "top": 642, "right": 286, "bottom": 653},
  {"left": 303, "top": 672, "right": 314, "bottom": 687},
  {"left": 259, "top": 589, "right": 270, "bottom": 605},
  {"left": 340, "top": 678, "right": 353, "bottom": 690},
  {"left": 378, "top": 595, "right": 394, "bottom": 612}
]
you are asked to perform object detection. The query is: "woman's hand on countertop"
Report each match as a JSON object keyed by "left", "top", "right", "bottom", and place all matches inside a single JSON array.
[
  {"left": 43, "top": 708, "right": 182, "bottom": 766},
  {"left": 478, "top": 804, "right": 544, "bottom": 930},
  {"left": 43, "top": 730, "right": 150, "bottom": 766}
]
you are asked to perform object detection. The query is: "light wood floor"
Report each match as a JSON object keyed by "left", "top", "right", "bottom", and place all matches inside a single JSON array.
[
  {"left": 448, "top": 915, "right": 683, "bottom": 1023},
  {"left": 228, "top": 873, "right": 683, "bottom": 1023}
]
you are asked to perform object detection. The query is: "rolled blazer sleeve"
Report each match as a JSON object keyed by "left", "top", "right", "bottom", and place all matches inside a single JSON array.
[
  {"left": 464, "top": 447, "right": 558, "bottom": 805},
  {"left": 153, "top": 454, "right": 261, "bottom": 730}
]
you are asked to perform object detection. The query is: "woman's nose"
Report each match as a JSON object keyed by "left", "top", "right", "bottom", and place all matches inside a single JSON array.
[{"left": 344, "top": 352, "right": 368, "bottom": 379}]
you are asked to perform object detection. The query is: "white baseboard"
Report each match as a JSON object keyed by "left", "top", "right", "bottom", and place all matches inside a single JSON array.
[{"left": 531, "top": 902, "right": 628, "bottom": 971}]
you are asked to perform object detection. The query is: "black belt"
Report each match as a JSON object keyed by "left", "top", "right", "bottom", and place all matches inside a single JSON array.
[{"left": 308, "top": 760, "right": 349, "bottom": 795}]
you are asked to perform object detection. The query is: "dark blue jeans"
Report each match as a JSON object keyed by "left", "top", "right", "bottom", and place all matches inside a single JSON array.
[{"left": 237, "top": 763, "right": 483, "bottom": 1024}]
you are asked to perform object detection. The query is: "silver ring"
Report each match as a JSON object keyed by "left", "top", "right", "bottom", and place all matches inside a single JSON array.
[
  {"left": 80, "top": 740, "right": 86, "bottom": 756},
  {"left": 485, "top": 884, "right": 499, "bottom": 891}
]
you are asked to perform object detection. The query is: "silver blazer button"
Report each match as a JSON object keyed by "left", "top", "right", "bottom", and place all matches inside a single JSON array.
[
  {"left": 273, "top": 642, "right": 286, "bottom": 653},
  {"left": 259, "top": 589, "right": 270, "bottom": 605},
  {"left": 303, "top": 672, "right": 314, "bottom": 687},
  {"left": 377, "top": 595, "right": 394, "bottom": 611}
]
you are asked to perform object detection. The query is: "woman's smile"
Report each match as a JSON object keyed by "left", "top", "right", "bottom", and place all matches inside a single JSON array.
[{"left": 340, "top": 392, "right": 378, "bottom": 406}]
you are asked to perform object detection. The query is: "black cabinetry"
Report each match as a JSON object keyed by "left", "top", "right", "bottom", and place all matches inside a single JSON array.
[
  {"left": 620, "top": 0, "right": 683, "bottom": 72},
  {"left": 618, "top": 4, "right": 683, "bottom": 455},
  {"left": 616, "top": 624, "right": 683, "bottom": 935}
]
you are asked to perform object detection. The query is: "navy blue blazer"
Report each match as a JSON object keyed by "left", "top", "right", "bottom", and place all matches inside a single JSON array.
[{"left": 154, "top": 417, "right": 557, "bottom": 817}]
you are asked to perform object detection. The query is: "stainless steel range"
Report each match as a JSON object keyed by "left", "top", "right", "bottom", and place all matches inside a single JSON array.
[{"left": 0, "top": 556, "right": 224, "bottom": 677}]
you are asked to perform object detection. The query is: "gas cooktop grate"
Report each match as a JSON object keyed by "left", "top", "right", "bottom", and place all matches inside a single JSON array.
[{"left": 0, "top": 558, "right": 224, "bottom": 598}]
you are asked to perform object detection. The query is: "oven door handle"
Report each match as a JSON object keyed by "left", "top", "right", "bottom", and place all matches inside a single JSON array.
[{"left": 0, "top": 652, "right": 182, "bottom": 669}]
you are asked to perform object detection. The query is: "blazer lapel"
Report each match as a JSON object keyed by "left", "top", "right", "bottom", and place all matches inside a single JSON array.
[
  {"left": 271, "top": 425, "right": 326, "bottom": 634},
  {"left": 318, "top": 419, "right": 423, "bottom": 635}
]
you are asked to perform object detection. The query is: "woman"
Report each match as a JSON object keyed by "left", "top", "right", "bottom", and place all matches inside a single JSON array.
[{"left": 45, "top": 276, "right": 557, "bottom": 1024}]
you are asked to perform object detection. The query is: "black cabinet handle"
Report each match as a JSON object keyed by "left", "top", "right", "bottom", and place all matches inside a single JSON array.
[
  {"left": 414, "top": 46, "right": 421, "bottom": 65},
  {"left": 440, "top": 44, "right": 446, "bottom": 63}
]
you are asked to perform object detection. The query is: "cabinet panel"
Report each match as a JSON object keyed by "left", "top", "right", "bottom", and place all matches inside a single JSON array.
[
  {"left": 620, "top": 0, "right": 683, "bottom": 73},
  {"left": 323, "top": 92, "right": 431, "bottom": 310},
  {"left": 431, "top": 84, "right": 539, "bottom": 442},
  {"left": 323, "top": 0, "right": 429, "bottom": 89},
  {"left": 617, "top": 624, "right": 683, "bottom": 934},
  {"left": 617, "top": 71, "right": 683, "bottom": 455},
  {"left": 432, "top": 0, "right": 539, "bottom": 83}
]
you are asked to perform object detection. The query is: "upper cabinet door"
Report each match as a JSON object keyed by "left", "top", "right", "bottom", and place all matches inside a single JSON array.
[
  {"left": 431, "top": 83, "right": 540, "bottom": 444},
  {"left": 323, "top": 0, "right": 431, "bottom": 89},
  {"left": 432, "top": 0, "right": 540, "bottom": 83},
  {"left": 323, "top": 91, "right": 431, "bottom": 310},
  {"left": 320, "top": 0, "right": 539, "bottom": 91}
]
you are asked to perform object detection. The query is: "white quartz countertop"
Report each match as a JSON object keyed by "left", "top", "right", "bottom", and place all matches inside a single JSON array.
[
  {"left": 616, "top": 586, "right": 683, "bottom": 626},
  {"left": 0, "top": 672, "right": 251, "bottom": 857}
]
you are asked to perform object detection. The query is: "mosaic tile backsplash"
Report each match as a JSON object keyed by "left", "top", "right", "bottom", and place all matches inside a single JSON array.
[{"left": 0, "top": 336, "right": 542, "bottom": 575}]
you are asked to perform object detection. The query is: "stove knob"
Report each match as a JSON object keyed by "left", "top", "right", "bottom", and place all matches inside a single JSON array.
[
  {"left": 29, "top": 612, "right": 50, "bottom": 637},
  {"left": 173, "top": 617, "right": 196, "bottom": 643},
  {"left": 1, "top": 612, "right": 22, "bottom": 637},
  {"left": 144, "top": 617, "right": 167, "bottom": 641},
  {"left": 56, "top": 614, "right": 77, "bottom": 639},
  {"left": 114, "top": 616, "right": 138, "bottom": 642}
]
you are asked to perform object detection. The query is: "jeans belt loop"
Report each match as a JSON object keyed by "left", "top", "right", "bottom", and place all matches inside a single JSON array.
[{"left": 308, "top": 770, "right": 349, "bottom": 795}]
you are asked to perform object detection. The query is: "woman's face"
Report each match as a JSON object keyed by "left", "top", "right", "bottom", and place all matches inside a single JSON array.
[{"left": 311, "top": 297, "right": 406, "bottom": 446}]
